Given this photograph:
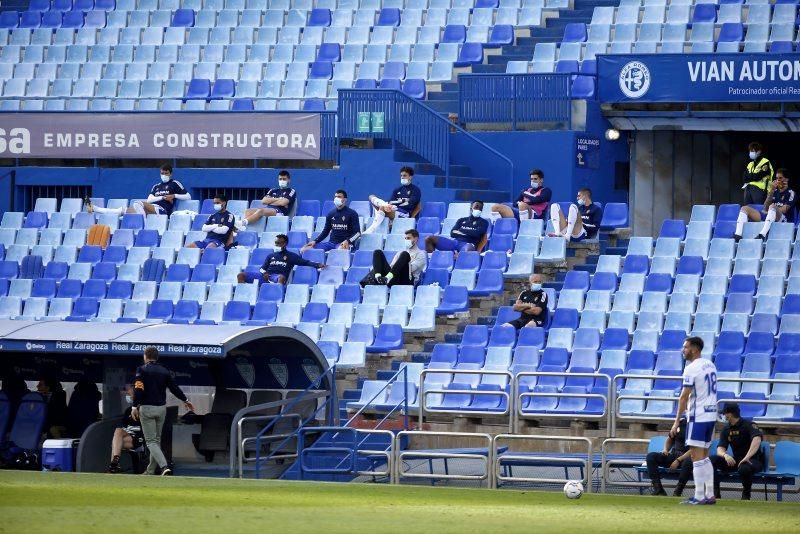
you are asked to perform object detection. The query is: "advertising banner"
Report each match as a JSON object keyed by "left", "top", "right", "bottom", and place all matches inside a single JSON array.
[
  {"left": 0, "top": 112, "right": 321, "bottom": 159},
  {"left": 598, "top": 54, "right": 800, "bottom": 103}
]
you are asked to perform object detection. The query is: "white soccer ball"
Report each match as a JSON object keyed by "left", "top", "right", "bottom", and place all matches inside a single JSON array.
[{"left": 563, "top": 480, "right": 584, "bottom": 499}]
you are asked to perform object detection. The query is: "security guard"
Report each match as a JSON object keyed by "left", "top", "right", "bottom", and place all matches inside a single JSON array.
[
  {"left": 709, "top": 404, "right": 764, "bottom": 500},
  {"left": 742, "top": 141, "right": 775, "bottom": 205},
  {"left": 132, "top": 347, "right": 194, "bottom": 476},
  {"left": 646, "top": 417, "right": 693, "bottom": 497}
]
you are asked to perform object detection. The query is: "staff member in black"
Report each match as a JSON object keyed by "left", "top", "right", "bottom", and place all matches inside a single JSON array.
[
  {"left": 132, "top": 347, "right": 194, "bottom": 476},
  {"left": 709, "top": 403, "right": 764, "bottom": 500},
  {"left": 646, "top": 416, "right": 693, "bottom": 497},
  {"left": 503, "top": 274, "right": 549, "bottom": 329}
]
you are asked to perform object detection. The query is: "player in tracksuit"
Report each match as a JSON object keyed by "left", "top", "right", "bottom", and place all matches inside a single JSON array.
[
  {"left": 302, "top": 190, "right": 361, "bottom": 252},
  {"left": 86, "top": 164, "right": 191, "bottom": 216},
  {"left": 187, "top": 194, "right": 235, "bottom": 249},
  {"left": 734, "top": 169, "right": 795, "bottom": 241},
  {"left": 549, "top": 187, "right": 603, "bottom": 242},
  {"left": 237, "top": 233, "right": 325, "bottom": 285},
  {"left": 425, "top": 201, "right": 489, "bottom": 253},
  {"left": 237, "top": 170, "right": 298, "bottom": 228},
  {"left": 363, "top": 166, "right": 422, "bottom": 234}
]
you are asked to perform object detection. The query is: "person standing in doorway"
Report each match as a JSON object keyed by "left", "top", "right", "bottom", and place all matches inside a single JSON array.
[{"left": 131, "top": 347, "right": 194, "bottom": 476}]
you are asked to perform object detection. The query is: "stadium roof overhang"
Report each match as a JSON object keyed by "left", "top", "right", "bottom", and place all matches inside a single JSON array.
[
  {"left": 603, "top": 114, "right": 800, "bottom": 133},
  {"left": 0, "top": 321, "right": 330, "bottom": 391}
]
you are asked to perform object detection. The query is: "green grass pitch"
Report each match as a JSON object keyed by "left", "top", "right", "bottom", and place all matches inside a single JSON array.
[{"left": 1, "top": 472, "right": 799, "bottom": 533}]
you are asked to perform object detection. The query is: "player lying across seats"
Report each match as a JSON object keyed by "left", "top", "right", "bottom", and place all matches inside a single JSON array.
[
  {"left": 548, "top": 188, "right": 603, "bottom": 242},
  {"left": 363, "top": 166, "right": 422, "bottom": 234},
  {"left": 734, "top": 168, "right": 795, "bottom": 242},
  {"left": 236, "top": 170, "right": 297, "bottom": 229},
  {"left": 86, "top": 164, "right": 191, "bottom": 216},
  {"left": 238, "top": 233, "right": 325, "bottom": 285},
  {"left": 425, "top": 201, "right": 489, "bottom": 253}
]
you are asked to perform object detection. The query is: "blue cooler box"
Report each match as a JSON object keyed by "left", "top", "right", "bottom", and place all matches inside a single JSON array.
[{"left": 42, "top": 439, "right": 78, "bottom": 472}]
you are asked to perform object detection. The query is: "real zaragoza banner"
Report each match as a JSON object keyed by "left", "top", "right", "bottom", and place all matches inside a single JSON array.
[
  {"left": 0, "top": 112, "right": 321, "bottom": 159},
  {"left": 598, "top": 53, "right": 800, "bottom": 103}
]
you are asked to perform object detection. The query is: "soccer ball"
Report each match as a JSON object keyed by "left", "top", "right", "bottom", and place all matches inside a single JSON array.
[{"left": 563, "top": 480, "right": 584, "bottom": 499}]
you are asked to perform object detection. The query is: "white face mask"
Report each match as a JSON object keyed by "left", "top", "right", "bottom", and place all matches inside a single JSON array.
[
  {"left": 401, "top": 178, "right": 410, "bottom": 186},
  {"left": 273, "top": 245, "right": 283, "bottom": 253},
  {"left": 530, "top": 283, "right": 542, "bottom": 291},
  {"left": 530, "top": 181, "right": 540, "bottom": 189},
  {"left": 125, "top": 395, "right": 132, "bottom": 404},
  {"left": 404, "top": 238, "right": 414, "bottom": 249},
  {"left": 471, "top": 209, "right": 482, "bottom": 218},
  {"left": 576, "top": 197, "right": 583, "bottom": 205},
  {"left": 160, "top": 174, "right": 170, "bottom": 183},
  {"left": 749, "top": 151, "right": 759, "bottom": 160},
  {"left": 278, "top": 179, "right": 289, "bottom": 189},
  {"left": 213, "top": 203, "right": 223, "bottom": 212},
  {"left": 333, "top": 197, "right": 344, "bottom": 207}
]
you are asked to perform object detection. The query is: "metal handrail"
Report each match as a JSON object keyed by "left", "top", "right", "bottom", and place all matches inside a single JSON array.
[
  {"left": 395, "top": 430, "right": 495, "bottom": 488},
  {"left": 338, "top": 89, "right": 514, "bottom": 198},
  {"left": 296, "top": 427, "right": 396, "bottom": 481},
  {"left": 514, "top": 371, "right": 612, "bottom": 432},
  {"left": 600, "top": 438, "right": 654, "bottom": 493},
  {"left": 493, "top": 434, "right": 594, "bottom": 491},
  {"left": 420, "top": 369, "right": 514, "bottom": 432}
]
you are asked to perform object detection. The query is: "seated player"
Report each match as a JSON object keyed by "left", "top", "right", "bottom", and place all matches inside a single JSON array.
[
  {"left": 86, "top": 164, "right": 191, "bottom": 216},
  {"left": 503, "top": 274, "right": 549, "bottom": 329},
  {"left": 238, "top": 234, "right": 325, "bottom": 285},
  {"left": 492, "top": 169, "right": 552, "bottom": 221},
  {"left": 187, "top": 194, "right": 235, "bottom": 249},
  {"left": 361, "top": 229, "right": 427, "bottom": 287},
  {"left": 734, "top": 168, "right": 794, "bottom": 242},
  {"left": 425, "top": 201, "right": 489, "bottom": 253},
  {"left": 645, "top": 416, "right": 693, "bottom": 497},
  {"left": 363, "top": 166, "right": 422, "bottom": 234},
  {"left": 709, "top": 403, "right": 764, "bottom": 501},
  {"left": 301, "top": 190, "right": 361, "bottom": 252},
  {"left": 107, "top": 386, "right": 144, "bottom": 474},
  {"left": 237, "top": 170, "right": 297, "bottom": 229},
  {"left": 548, "top": 188, "right": 603, "bottom": 242}
]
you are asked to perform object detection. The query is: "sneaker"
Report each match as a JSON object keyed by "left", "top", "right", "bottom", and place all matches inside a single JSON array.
[
  {"left": 107, "top": 463, "right": 122, "bottom": 474},
  {"left": 733, "top": 234, "right": 742, "bottom": 243},
  {"left": 755, "top": 234, "right": 765, "bottom": 241},
  {"left": 84, "top": 196, "right": 94, "bottom": 214},
  {"left": 649, "top": 487, "right": 667, "bottom": 496},
  {"left": 374, "top": 274, "right": 384, "bottom": 284},
  {"left": 160, "top": 467, "right": 172, "bottom": 476},
  {"left": 680, "top": 497, "right": 715, "bottom": 505},
  {"left": 700, "top": 497, "right": 717, "bottom": 505},
  {"left": 741, "top": 493, "right": 751, "bottom": 501},
  {"left": 680, "top": 498, "right": 702, "bottom": 505}
]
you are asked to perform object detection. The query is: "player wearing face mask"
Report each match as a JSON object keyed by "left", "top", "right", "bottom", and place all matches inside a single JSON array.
[
  {"left": 742, "top": 141, "right": 774, "bottom": 205},
  {"left": 187, "top": 194, "right": 236, "bottom": 249},
  {"left": 301, "top": 189, "right": 361, "bottom": 252},
  {"left": 491, "top": 169, "right": 552, "bottom": 222},
  {"left": 361, "top": 229, "right": 427, "bottom": 287},
  {"left": 734, "top": 169, "right": 795, "bottom": 242},
  {"left": 425, "top": 201, "right": 490, "bottom": 253},
  {"left": 86, "top": 163, "right": 191, "bottom": 216},
  {"left": 364, "top": 166, "right": 423, "bottom": 234},
  {"left": 548, "top": 187, "right": 603, "bottom": 242},
  {"left": 237, "top": 233, "right": 325, "bottom": 285},
  {"left": 237, "top": 170, "right": 297, "bottom": 230}
]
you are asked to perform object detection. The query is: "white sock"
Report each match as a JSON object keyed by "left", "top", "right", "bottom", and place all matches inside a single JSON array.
[
  {"left": 364, "top": 209, "right": 386, "bottom": 234},
  {"left": 131, "top": 201, "right": 146, "bottom": 215},
  {"left": 565, "top": 204, "right": 578, "bottom": 240},
  {"left": 370, "top": 196, "right": 386, "bottom": 209},
  {"left": 701, "top": 458, "right": 715, "bottom": 499},
  {"left": 490, "top": 211, "right": 501, "bottom": 222},
  {"left": 761, "top": 206, "right": 776, "bottom": 237},
  {"left": 693, "top": 459, "right": 706, "bottom": 500},
  {"left": 91, "top": 206, "right": 125, "bottom": 216},
  {"left": 518, "top": 208, "right": 529, "bottom": 221},
  {"left": 549, "top": 203, "right": 561, "bottom": 236},
  {"left": 735, "top": 210, "right": 747, "bottom": 237}
]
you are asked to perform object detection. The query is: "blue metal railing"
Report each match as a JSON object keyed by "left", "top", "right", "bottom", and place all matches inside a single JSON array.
[
  {"left": 458, "top": 73, "right": 573, "bottom": 129},
  {"left": 338, "top": 89, "right": 513, "bottom": 195},
  {"left": 253, "top": 365, "right": 337, "bottom": 479}
]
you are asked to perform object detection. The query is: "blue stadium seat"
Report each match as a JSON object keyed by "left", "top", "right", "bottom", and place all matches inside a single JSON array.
[{"left": 172, "top": 8, "right": 195, "bottom": 27}]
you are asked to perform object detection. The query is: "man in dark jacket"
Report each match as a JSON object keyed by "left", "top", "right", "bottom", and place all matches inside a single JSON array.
[
  {"left": 709, "top": 404, "right": 764, "bottom": 500},
  {"left": 132, "top": 347, "right": 194, "bottom": 476},
  {"left": 364, "top": 166, "right": 422, "bottom": 234},
  {"left": 302, "top": 190, "right": 361, "bottom": 252},
  {"left": 425, "top": 201, "right": 489, "bottom": 253},
  {"left": 646, "top": 417, "right": 693, "bottom": 496},
  {"left": 237, "top": 234, "right": 325, "bottom": 285}
]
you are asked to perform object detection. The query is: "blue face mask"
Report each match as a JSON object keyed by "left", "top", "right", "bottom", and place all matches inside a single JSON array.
[
  {"left": 213, "top": 203, "right": 223, "bottom": 212},
  {"left": 530, "top": 283, "right": 542, "bottom": 291}
]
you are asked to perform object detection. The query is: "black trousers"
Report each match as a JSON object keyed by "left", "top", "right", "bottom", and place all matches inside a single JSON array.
[
  {"left": 363, "top": 250, "right": 412, "bottom": 287},
  {"left": 645, "top": 452, "right": 693, "bottom": 486},
  {"left": 743, "top": 184, "right": 767, "bottom": 205},
  {"left": 710, "top": 455, "right": 763, "bottom": 496}
]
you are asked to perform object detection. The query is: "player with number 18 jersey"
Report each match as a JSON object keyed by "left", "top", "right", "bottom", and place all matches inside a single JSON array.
[{"left": 682, "top": 357, "right": 718, "bottom": 448}]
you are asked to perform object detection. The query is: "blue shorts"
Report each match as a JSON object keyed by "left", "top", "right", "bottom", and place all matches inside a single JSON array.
[
  {"left": 687, "top": 420, "right": 715, "bottom": 449},
  {"left": 570, "top": 230, "right": 588, "bottom": 243},
  {"left": 436, "top": 237, "right": 475, "bottom": 253},
  {"left": 314, "top": 240, "right": 341, "bottom": 251},
  {"left": 194, "top": 237, "right": 224, "bottom": 249}
]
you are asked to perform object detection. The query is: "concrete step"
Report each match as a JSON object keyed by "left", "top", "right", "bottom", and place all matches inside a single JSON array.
[
  {"left": 454, "top": 189, "right": 510, "bottom": 202},
  {"left": 424, "top": 99, "right": 459, "bottom": 114},
  {"left": 428, "top": 91, "right": 459, "bottom": 101},
  {"left": 440, "top": 82, "right": 460, "bottom": 92},
  {"left": 434, "top": 175, "right": 491, "bottom": 189},
  {"left": 471, "top": 64, "right": 508, "bottom": 74}
]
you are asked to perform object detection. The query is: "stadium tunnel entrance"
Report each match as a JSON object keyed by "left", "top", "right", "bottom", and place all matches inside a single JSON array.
[
  {"left": 602, "top": 121, "right": 800, "bottom": 236},
  {"left": 0, "top": 321, "right": 334, "bottom": 474}
]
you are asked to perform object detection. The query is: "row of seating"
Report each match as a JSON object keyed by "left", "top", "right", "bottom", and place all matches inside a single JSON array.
[
  {"left": 592, "top": 3, "right": 800, "bottom": 25},
  {"left": 0, "top": 97, "right": 340, "bottom": 112},
  {"left": 22, "top": 0, "right": 551, "bottom": 11}
]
